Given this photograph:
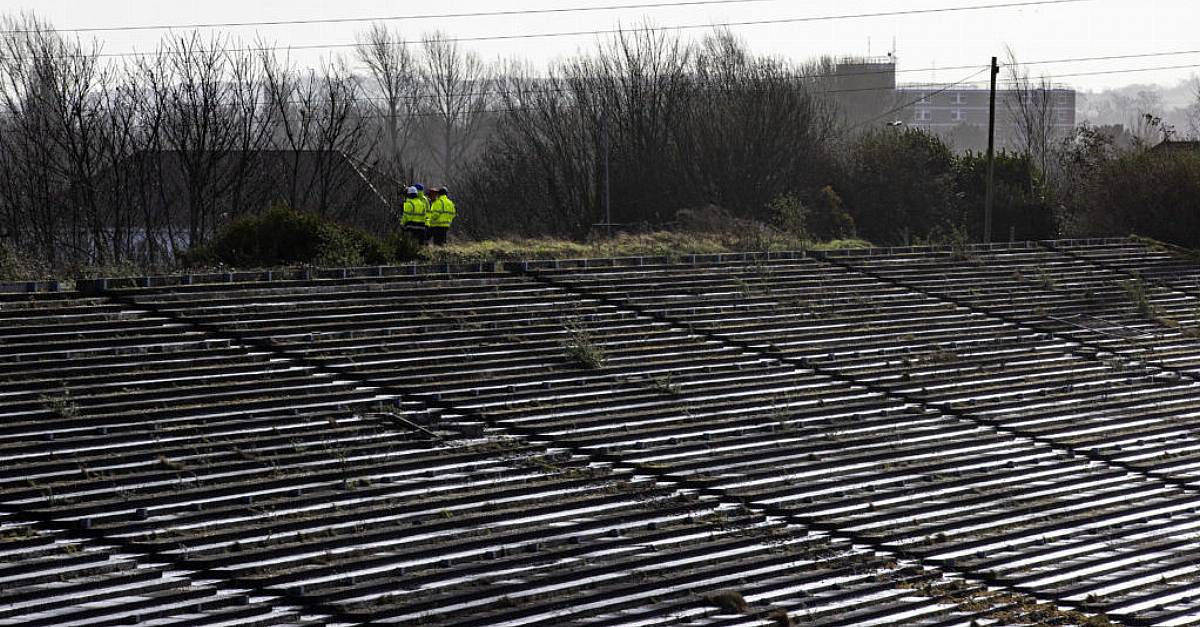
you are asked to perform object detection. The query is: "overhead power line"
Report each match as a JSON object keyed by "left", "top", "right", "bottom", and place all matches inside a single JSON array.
[
  {"left": 356, "top": 56, "right": 1200, "bottom": 108},
  {"left": 2, "top": 0, "right": 787, "bottom": 33},
  {"left": 1, "top": 60, "right": 1194, "bottom": 128},
  {"left": 269, "top": 50, "right": 1200, "bottom": 107},
  {"left": 891, "top": 51, "right": 1200, "bottom": 89},
  {"left": 1023, "top": 49, "right": 1200, "bottom": 67},
  {"left": 7, "top": 0, "right": 1095, "bottom": 60},
  {"left": 381, "top": 49, "right": 1200, "bottom": 98},
  {"left": 1013, "top": 62, "right": 1200, "bottom": 81},
  {"left": 678, "top": 48, "right": 1200, "bottom": 87}
]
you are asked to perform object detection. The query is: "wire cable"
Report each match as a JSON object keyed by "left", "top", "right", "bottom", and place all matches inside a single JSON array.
[
  {"left": 7, "top": 0, "right": 1096, "bottom": 59},
  {"left": 2, "top": 0, "right": 788, "bottom": 33},
  {"left": 1011, "top": 62, "right": 1200, "bottom": 81},
  {"left": 848, "top": 67, "right": 992, "bottom": 132}
]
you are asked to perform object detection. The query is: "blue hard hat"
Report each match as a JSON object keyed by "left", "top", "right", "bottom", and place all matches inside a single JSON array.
[{"left": 413, "top": 183, "right": 425, "bottom": 191}]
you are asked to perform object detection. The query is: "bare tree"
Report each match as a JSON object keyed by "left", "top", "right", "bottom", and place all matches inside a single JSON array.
[
  {"left": 1005, "top": 48, "right": 1059, "bottom": 179},
  {"left": 678, "top": 30, "right": 840, "bottom": 218},
  {"left": 0, "top": 12, "right": 123, "bottom": 267},
  {"left": 477, "top": 27, "right": 840, "bottom": 237},
  {"left": 0, "top": 12, "right": 67, "bottom": 265},
  {"left": 356, "top": 23, "right": 422, "bottom": 181},
  {"left": 103, "top": 72, "right": 168, "bottom": 265},
  {"left": 263, "top": 52, "right": 380, "bottom": 223},
  {"left": 1186, "top": 79, "right": 1200, "bottom": 140},
  {"left": 489, "top": 60, "right": 600, "bottom": 234},
  {"left": 1122, "top": 90, "right": 1167, "bottom": 145},
  {"left": 135, "top": 33, "right": 269, "bottom": 250},
  {"left": 422, "top": 31, "right": 493, "bottom": 184}
]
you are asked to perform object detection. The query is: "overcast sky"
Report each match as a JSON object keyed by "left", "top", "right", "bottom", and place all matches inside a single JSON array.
[{"left": 1, "top": 0, "right": 1197, "bottom": 94}]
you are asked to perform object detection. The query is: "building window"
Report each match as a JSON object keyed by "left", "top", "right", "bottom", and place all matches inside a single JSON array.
[
  {"left": 915, "top": 109, "right": 931, "bottom": 121},
  {"left": 952, "top": 93, "right": 968, "bottom": 104},
  {"left": 951, "top": 109, "right": 965, "bottom": 122}
]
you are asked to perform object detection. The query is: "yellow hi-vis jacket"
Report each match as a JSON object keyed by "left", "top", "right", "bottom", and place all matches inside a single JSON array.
[
  {"left": 418, "top": 192, "right": 431, "bottom": 223},
  {"left": 401, "top": 197, "right": 426, "bottom": 225},
  {"left": 428, "top": 195, "right": 457, "bottom": 228}
]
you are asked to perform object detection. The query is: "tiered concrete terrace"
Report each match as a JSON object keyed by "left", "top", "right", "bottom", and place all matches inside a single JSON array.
[{"left": 2, "top": 238, "right": 1198, "bottom": 626}]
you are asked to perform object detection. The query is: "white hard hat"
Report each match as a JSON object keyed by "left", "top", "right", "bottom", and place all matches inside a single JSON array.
[{"left": 405, "top": 186, "right": 418, "bottom": 196}]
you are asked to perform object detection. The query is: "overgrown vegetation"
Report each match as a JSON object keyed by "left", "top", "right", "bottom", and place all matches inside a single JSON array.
[
  {"left": 182, "top": 204, "right": 421, "bottom": 268},
  {"left": 1071, "top": 149, "right": 1200, "bottom": 248},
  {"left": 703, "top": 590, "right": 750, "bottom": 614},
  {"left": 841, "top": 128, "right": 960, "bottom": 245},
  {"left": 1119, "top": 276, "right": 1159, "bottom": 318},
  {"left": 423, "top": 223, "right": 870, "bottom": 264},
  {"left": 41, "top": 388, "right": 78, "bottom": 419},
  {"left": 0, "top": 242, "right": 46, "bottom": 281},
  {"left": 562, "top": 318, "right": 606, "bottom": 370},
  {"left": 768, "top": 187, "right": 856, "bottom": 242}
]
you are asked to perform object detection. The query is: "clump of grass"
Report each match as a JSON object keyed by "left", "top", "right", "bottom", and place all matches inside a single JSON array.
[
  {"left": 41, "top": 388, "right": 78, "bottom": 419},
  {"left": 704, "top": 590, "right": 750, "bottom": 614},
  {"left": 1119, "top": 276, "right": 1158, "bottom": 318},
  {"left": 1036, "top": 268, "right": 1057, "bottom": 289},
  {"left": 0, "top": 526, "right": 35, "bottom": 541},
  {"left": 651, "top": 375, "right": 681, "bottom": 396},
  {"left": 949, "top": 240, "right": 975, "bottom": 262},
  {"left": 915, "top": 349, "right": 959, "bottom": 366},
  {"left": 563, "top": 318, "right": 606, "bottom": 370}
]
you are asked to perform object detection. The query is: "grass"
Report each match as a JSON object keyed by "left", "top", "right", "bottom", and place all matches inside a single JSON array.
[
  {"left": 562, "top": 318, "right": 606, "bottom": 370},
  {"left": 12, "top": 230, "right": 1198, "bottom": 282},
  {"left": 41, "top": 388, "right": 78, "bottom": 419},
  {"left": 650, "top": 374, "right": 682, "bottom": 396},
  {"left": 2, "top": 230, "right": 871, "bottom": 282},
  {"left": 1119, "top": 276, "right": 1159, "bottom": 318},
  {"left": 423, "top": 231, "right": 872, "bottom": 264}
]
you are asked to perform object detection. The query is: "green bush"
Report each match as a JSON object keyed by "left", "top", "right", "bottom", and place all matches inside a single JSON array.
[
  {"left": 769, "top": 194, "right": 808, "bottom": 239},
  {"left": 842, "top": 128, "right": 959, "bottom": 245},
  {"left": 183, "top": 204, "right": 421, "bottom": 268},
  {"left": 0, "top": 242, "right": 44, "bottom": 281},
  {"left": 954, "top": 151, "right": 1055, "bottom": 241},
  {"left": 807, "top": 186, "right": 856, "bottom": 240},
  {"left": 1073, "top": 150, "right": 1200, "bottom": 248}
]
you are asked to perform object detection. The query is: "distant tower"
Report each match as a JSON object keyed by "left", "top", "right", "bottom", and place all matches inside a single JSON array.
[{"left": 832, "top": 54, "right": 898, "bottom": 128}]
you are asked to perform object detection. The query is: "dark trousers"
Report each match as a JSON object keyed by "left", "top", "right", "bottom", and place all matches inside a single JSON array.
[
  {"left": 402, "top": 223, "right": 429, "bottom": 245},
  {"left": 428, "top": 226, "right": 449, "bottom": 246}
]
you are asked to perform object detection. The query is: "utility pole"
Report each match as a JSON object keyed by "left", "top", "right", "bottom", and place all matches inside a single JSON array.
[
  {"left": 984, "top": 56, "right": 999, "bottom": 244},
  {"left": 601, "top": 108, "right": 612, "bottom": 239}
]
